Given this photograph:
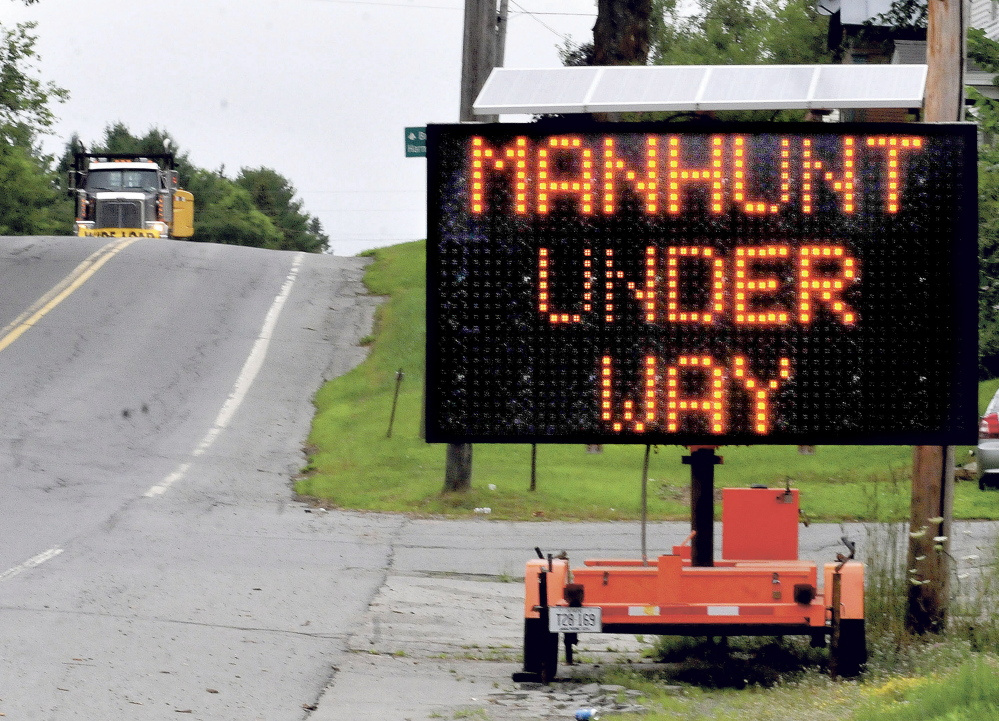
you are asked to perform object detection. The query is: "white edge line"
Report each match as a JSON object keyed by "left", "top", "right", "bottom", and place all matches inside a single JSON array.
[
  {"left": 144, "top": 253, "right": 305, "bottom": 498},
  {"left": 0, "top": 547, "right": 64, "bottom": 583},
  {"left": 143, "top": 462, "right": 191, "bottom": 498}
]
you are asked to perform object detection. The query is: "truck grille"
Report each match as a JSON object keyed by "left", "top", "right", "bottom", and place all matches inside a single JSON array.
[{"left": 96, "top": 200, "right": 142, "bottom": 228}]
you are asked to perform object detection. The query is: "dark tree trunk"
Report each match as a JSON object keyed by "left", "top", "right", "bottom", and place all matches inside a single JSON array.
[{"left": 593, "top": 0, "right": 653, "bottom": 66}]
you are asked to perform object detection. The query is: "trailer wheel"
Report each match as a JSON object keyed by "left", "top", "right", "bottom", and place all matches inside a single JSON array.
[
  {"left": 521, "top": 617, "right": 559, "bottom": 682},
  {"left": 834, "top": 619, "right": 867, "bottom": 678}
]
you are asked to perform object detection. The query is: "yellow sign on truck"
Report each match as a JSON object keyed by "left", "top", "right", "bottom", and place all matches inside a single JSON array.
[{"left": 70, "top": 153, "right": 194, "bottom": 239}]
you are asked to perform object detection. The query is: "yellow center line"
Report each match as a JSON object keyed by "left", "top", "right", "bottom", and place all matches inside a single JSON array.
[{"left": 0, "top": 236, "right": 142, "bottom": 353}]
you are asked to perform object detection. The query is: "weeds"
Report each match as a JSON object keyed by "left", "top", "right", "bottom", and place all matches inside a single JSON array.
[
  {"left": 853, "top": 656, "right": 999, "bottom": 720},
  {"left": 647, "top": 636, "right": 827, "bottom": 688},
  {"left": 950, "top": 533, "right": 999, "bottom": 655}
]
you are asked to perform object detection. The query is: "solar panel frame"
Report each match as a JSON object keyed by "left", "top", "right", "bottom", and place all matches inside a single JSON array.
[{"left": 472, "top": 65, "right": 928, "bottom": 115}]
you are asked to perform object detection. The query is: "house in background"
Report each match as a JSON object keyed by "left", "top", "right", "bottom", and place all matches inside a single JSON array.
[{"left": 820, "top": 0, "right": 999, "bottom": 119}]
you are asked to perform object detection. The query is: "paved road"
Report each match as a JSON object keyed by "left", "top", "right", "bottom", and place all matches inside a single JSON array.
[{"left": 0, "top": 236, "right": 383, "bottom": 719}]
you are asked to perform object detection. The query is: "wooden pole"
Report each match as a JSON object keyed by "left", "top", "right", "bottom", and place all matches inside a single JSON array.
[
  {"left": 923, "top": 0, "right": 966, "bottom": 123},
  {"left": 907, "top": 446, "right": 955, "bottom": 634},
  {"left": 907, "top": 0, "right": 965, "bottom": 634},
  {"left": 459, "top": 0, "right": 497, "bottom": 123},
  {"left": 444, "top": 442, "right": 474, "bottom": 492},
  {"left": 496, "top": 0, "right": 510, "bottom": 68},
  {"left": 449, "top": 1, "right": 498, "bottom": 491}
]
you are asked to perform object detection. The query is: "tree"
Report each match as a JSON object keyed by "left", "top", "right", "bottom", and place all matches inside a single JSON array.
[
  {"left": 182, "top": 167, "right": 281, "bottom": 248},
  {"left": 968, "top": 28, "right": 999, "bottom": 377},
  {"left": 0, "top": 21, "right": 68, "bottom": 148},
  {"left": 0, "top": 20, "right": 72, "bottom": 234},
  {"left": 649, "top": 0, "right": 830, "bottom": 67},
  {"left": 560, "top": 0, "right": 830, "bottom": 121},
  {"left": 593, "top": 0, "right": 654, "bottom": 66},
  {"left": 0, "top": 140, "right": 69, "bottom": 234},
  {"left": 235, "top": 167, "right": 329, "bottom": 253},
  {"left": 564, "top": 0, "right": 829, "bottom": 69}
]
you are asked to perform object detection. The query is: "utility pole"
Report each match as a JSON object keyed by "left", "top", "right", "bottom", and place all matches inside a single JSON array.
[
  {"left": 459, "top": 0, "right": 498, "bottom": 123},
  {"left": 923, "top": 0, "right": 966, "bottom": 123},
  {"left": 496, "top": 0, "right": 510, "bottom": 69},
  {"left": 448, "top": 1, "right": 500, "bottom": 492},
  {"left": 907, "top": 0, "right": 965, "bottom": 635}
]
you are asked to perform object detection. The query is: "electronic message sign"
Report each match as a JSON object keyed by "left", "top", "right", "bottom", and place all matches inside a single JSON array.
[{"left": 426, "top": 122, "right": 978, "bottom": 445}]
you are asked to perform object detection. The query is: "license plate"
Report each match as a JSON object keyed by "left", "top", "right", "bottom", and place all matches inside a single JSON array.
[{"left": 549, "top": 607, "right": 602, "bottom": 633}]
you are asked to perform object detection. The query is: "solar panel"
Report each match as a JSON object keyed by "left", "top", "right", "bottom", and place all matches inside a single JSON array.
[
  {"left": 811, "top": 65, "right": 927, "bottom": 107},
  {"left": 585, "top": 66, "right": 708, "bottom": 111},
  {"left": 473, "top": 65, "right": 927, "bottom": 115},
  {"left": 475, "top": 67, "right": 602, "bottom": 114}
]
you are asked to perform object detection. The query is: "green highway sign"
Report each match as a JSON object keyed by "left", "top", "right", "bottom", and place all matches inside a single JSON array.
[{"left": 406, "top": 127, "right": 427, "bottom": 158}]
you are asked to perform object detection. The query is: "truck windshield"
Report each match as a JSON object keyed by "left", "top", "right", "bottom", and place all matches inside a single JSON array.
[{"left": 86, "top": 169, "right": 159, "bottom": 192}]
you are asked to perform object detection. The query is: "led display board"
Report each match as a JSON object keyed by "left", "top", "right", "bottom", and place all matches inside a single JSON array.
[{"left": 426, "top": 122, "right": 978, "bottom": 445}]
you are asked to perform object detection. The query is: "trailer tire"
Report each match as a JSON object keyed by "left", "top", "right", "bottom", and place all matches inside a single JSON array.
[
  {"left": 834, "top": 619, "right": 867, "bottom": 678},
  {"left": 522, "top": 617, "right": 559, "bottom": 682}
]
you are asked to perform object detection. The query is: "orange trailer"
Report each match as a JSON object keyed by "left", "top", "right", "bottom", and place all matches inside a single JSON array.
[{"left": 516, "top": 480, "right": 867, "bottom": 682}]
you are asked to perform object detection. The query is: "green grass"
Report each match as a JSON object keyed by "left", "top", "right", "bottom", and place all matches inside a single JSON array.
[
  {"left": 296, "top": 240, "right": 999, "bottom": 522},
  {"left": 852, "top": 657, "right": 999, "bottom": 721},
  {"left": 597, "top": 657, "right": 999, "bottom": 721}
]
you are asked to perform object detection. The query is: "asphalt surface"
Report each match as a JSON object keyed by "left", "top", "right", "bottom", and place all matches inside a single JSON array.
[
  {"left": 0, "top": 235, "right": 383, "bottom": 719},
  {"left": 0, "top": 235, "right": 997, "bottom": 721}
]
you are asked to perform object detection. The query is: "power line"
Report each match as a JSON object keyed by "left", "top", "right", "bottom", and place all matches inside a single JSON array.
[
  {"left": 309, "top": 0, "right": 460, "bottom": 10},
  {"left": 511, "top": 10, "right": 595, "bottom": 16},
  {"left": 508, "top": 0, "right": 576, "bottom": 43},
  {"left": 310, "top": 0, "right": 595, "bottom": 19}
]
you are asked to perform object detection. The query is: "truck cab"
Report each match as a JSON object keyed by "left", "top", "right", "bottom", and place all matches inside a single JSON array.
[{"left": 70, "top": 153, "right": 194, "bottom": 239}]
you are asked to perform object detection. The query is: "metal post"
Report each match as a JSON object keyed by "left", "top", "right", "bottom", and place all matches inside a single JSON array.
[
  {"left": 387, "top": 368, "right": 404, "bottom": 439},
  {"left": 683, "top": 447, "right": 722, "bottom": 567},
  {"left": 530, "top": 443, "right": 537, "bottom": 491},
  {"left": 641, "top": 444, "right": 650, "bottom": 565}
]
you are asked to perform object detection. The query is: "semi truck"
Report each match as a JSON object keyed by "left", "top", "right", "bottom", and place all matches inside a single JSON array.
[{"left": 69, "top": 153, "right": 194, "bottom": 239}]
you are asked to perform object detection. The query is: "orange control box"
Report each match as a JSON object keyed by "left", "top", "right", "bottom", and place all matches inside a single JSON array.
[{"left": 722, "top": 487, "right": 799, "bottom": 560}]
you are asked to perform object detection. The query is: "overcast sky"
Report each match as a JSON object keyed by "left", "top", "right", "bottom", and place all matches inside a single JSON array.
[{"left": 4, "top": 0, "right": 596, "bottom": 255}]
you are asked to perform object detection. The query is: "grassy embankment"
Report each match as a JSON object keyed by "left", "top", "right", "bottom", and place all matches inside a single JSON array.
[{"left": 296, "top": 240, "right": 999, "bottom": 522}]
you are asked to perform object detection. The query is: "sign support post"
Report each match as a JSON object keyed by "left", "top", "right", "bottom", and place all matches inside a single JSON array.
[{"left": 684, "top": 448, "right": 722, "bottom": 567}]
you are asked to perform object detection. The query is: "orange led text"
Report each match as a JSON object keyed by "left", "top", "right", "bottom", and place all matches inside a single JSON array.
[
  {"left": 540, "top": 245, "right": 859, "bottom": 326},
  {"left": 470, "top": 134, "right": 922, "bottom": 217},
  {"left": 599, "top": 354, "right": 793, "bottom": 435}
]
